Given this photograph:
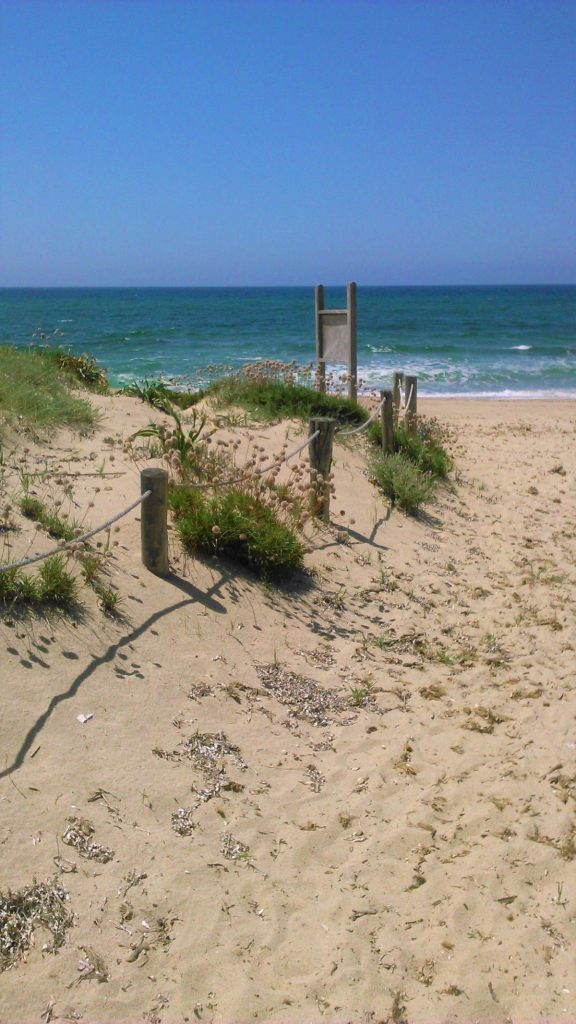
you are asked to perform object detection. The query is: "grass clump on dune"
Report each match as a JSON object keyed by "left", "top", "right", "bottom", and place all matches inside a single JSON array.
[
  {"left": 368, "top": 416, "right": 451, "bottom": 479},
  {"left": 207, "top": 361, "right": 367, "bottom": 425},
  {"left": 19, "top": 496, "right": 81, "bottom": 541},
  {"left": 169, "top": 485, "right": 304, "bottom": 581},
  {"left": 0, "top": 347, "right": 98, "bottom": 435},
  {"left": 0, "top": 555, "right": 78, "bottom": 610},
  {"left": 38, "top": 347, "right": 109, "bottom": 393},
  {"left": 120, "top": 378, "right": 202, "bottom": 411},
  {"left": 369, "top": 452, "right": 435, "bottom": 515}
]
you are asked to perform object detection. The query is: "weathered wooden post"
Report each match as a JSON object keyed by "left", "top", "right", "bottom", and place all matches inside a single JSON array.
[
  {"left": 347, "top": 281, "right": 358, "bottom": 404},
  {"left": 380, "top": 390, "right": 394, "bottom": 454},
  {"left": 314, "top": 284, "right": 326, "bottom": 393},
  {"left": 140, "top": 467, "right": 169, "bottom": 576},
  {"left": 309, "top": 417, "right": 336, "bottom": 523},
  {"left": 392, "top": 372, "right": 404, "bottom": 425},
  {"left": 404, "top": 375, "right": 418, "bottom": 436}
]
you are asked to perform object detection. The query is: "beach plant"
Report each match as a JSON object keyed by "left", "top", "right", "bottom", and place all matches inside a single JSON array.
[
  {"left": 18, "top": 496, "right": 81, "bottom": 541},
  {"left": 0, "top": 347, "right": 98, "bottom": 436},
  {"left": 95, "top": 584, "right": 123, "bottom": 618},
  {"left": 36, "top": 554, "right": 78, "bottom": 604},
  {"left": 0, "top": 555, "right": 77, "bottom": 610},
  {"left": 38, "top": 348, "right": 109, "bottom": 393},
  {"left": 369, "top": 451, "right": 434, "bottom": 514},
  {"left": 120, "top": 378, "right": 202, "bottom": 412},
  {"left": 207, "top": 361, "right": 367, "bottom": 425},
  {"left": 368, "top": 415, "right": 451, "bottom": 479},
  {"left": 130, "top": 406, "right": 207, "bottom": 475},
  {"left": 169, "top": 485, "right": 304, "bottom": 580},
  {"left": 349, "top": 678, "right": 375, "bottom": 707}
]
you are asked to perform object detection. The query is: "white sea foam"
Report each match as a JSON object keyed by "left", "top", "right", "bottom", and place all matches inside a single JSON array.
[
  {"left": 510, "top": 345, "right": 532, "bottom": 350},
  {"left": 415, "top": 389, "right": 576, "bottom": 400}
]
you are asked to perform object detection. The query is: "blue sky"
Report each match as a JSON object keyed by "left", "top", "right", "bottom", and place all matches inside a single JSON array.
[{"left": 1, "top": 0, "right": 574, "bottom": 286}]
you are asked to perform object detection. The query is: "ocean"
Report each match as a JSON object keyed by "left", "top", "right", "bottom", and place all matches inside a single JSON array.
[{"left": 0, "top": 285, "right": 574, "bottom": 398}]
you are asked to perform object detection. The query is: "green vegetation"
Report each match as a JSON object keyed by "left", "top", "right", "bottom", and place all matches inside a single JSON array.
[
  {"left": 95, "top": 584, "right": 123, "bottom": 618},
  {"left": 19, "top": 496, "right": 80, "bottom": 541},
  {"left": 368, "top": 451, "right": 434, "bottom": 514},
  {"left": 130, "top": 406, "right": 207, "bottom": 475},
  {"left": 0, "top": 347, "right": 98, "bottom": 435},
  {"left": 368, "top": 416, "right": 451, "bottom": 479},
  {"left": 169, "top": 485, "right": 304, "bottom": 580},
  {"left": 120, "top": 378, "right": 201, "bottom": 411},
  {"left": 0, "top": 555, "right": 77, "bottom": 610},
  {"left": 349, "top": 679, "right": 375, "bottom": 707},
  {"left": 38, "top": 348, "right": 109, "bottom": 393},
  {"left": 207, "top": 362, "right": 367, "bottom": 425}
]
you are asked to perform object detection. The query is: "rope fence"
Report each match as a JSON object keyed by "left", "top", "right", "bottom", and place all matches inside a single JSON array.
[
  {"left": 0, "top": 491, "right": 152, "bottom": 575},
  {"left": 1, "top": 371, "right": 418, "bottom": 579},
  {"left": 337, "top": 394, "right": 385, "bottom": 437},
  {"left": 178, "top": 429, "right": 320, "bottom": 490}
]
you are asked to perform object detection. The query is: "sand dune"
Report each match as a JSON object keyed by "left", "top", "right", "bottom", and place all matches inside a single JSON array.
[{"left": 1, "top": 396, "right": 574, "bottom": 1023}]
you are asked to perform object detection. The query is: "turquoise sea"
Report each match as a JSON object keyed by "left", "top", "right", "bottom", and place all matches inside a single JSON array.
[{"left": 0, "top": 286, "right": 575, "bottom": 397}]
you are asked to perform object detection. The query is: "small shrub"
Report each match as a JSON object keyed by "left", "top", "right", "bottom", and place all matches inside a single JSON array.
[
  {"left": 369, "top": 452, "right": 434, "bottom": 514},
  {"left": 368, "top": 417, "right": 451, "bottom": 479},
  {"left": 170, "top": 485, "right": 304, "bottom": 580},
  {"left": 42, "top": 349, "right": 109, "bottom": 393}
]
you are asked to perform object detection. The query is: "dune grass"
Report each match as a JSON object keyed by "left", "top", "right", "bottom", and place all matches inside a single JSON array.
[
  {"left": 368, "top": 416, "right": 451, "bottom": 479},
  {"left": 37, "top": 348, "right": 109, "bottom": 393},
  {"left": 169, "top": 485, "right": 304, "bottom": 580},
  {"left": 207, "top": 362, "right": 367, "bottom": 425},
  {"left": 369, "top": 451, "right": 435, "bottom": 514},
  {"left": 120, "top": 378, "right": 201, "bottom": 411},
  {"left": 0, "top": 347, "right": 98, "bottom": 435},
  {"left": 19, "top": 496, "right": 81, "bottom": 541},
  {"left": 0, "top": 555, "right": 78, "bottom": 610}
]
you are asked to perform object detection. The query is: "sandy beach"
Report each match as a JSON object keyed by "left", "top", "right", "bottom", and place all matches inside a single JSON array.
[{"left": 1, "top": 394, "right": 575, "bottom": 1023}]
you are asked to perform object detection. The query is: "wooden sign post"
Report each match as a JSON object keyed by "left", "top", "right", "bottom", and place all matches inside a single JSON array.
[{"left": 315, "top": 282, "right": 358, "bottom": 402}]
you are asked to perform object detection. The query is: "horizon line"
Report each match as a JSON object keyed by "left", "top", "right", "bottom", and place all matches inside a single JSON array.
[{"left": 1, "top": 281, "right": 575, "bottom": 290}]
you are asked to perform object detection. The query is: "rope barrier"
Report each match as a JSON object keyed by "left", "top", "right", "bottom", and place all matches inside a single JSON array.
[
  {"left": 0, "top": 430, "right": 321, "bottom": 574},
  {"left": 337, "top": 394, "right": 385, "bottom": 437},
  {"left": 0, "top": 490, "right": 152, "bottom": 574},
  {"left": 180, "top": 429, "right": 320, "bottom": 490}
]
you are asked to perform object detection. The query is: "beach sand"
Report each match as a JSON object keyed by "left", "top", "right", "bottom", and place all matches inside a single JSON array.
[{"left": 0, "top": 395, "right": 574, "bottom": 1023}]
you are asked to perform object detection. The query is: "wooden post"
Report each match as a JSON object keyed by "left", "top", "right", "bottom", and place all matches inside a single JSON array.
[
  {"left": 140, "top": 467, "right": 169, "bottom": 576},
  {"left": 347, "top": 281, "right": 357, "bottom": 403},
  {"left": 392, "top": 371, "right": 404, "bottom": 425},
  {"left": 315, "top": 284, "right": 325, "bottom": 392},
  {"left": 380, "top": 390, "right": 394, "bottom": 454},
  {"left": 309, "top": 417, "right": 336, "bottom": 523},
  {"left": 404, "top": 375, "right": 418, "bottom": 436}
]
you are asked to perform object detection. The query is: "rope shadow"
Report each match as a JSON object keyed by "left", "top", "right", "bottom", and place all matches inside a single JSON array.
[{"left": 0, "top": 573, "right": 227, "bottom": 781}]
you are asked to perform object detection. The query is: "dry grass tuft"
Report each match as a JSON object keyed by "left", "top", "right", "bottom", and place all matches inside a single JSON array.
[{"left": 0, "top": 879, "right": 73, "bottom": 971}]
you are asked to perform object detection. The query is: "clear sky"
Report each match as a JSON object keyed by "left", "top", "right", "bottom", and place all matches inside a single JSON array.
[{"left": 1, "top": 0, "right": 574, "bottom": 286}]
